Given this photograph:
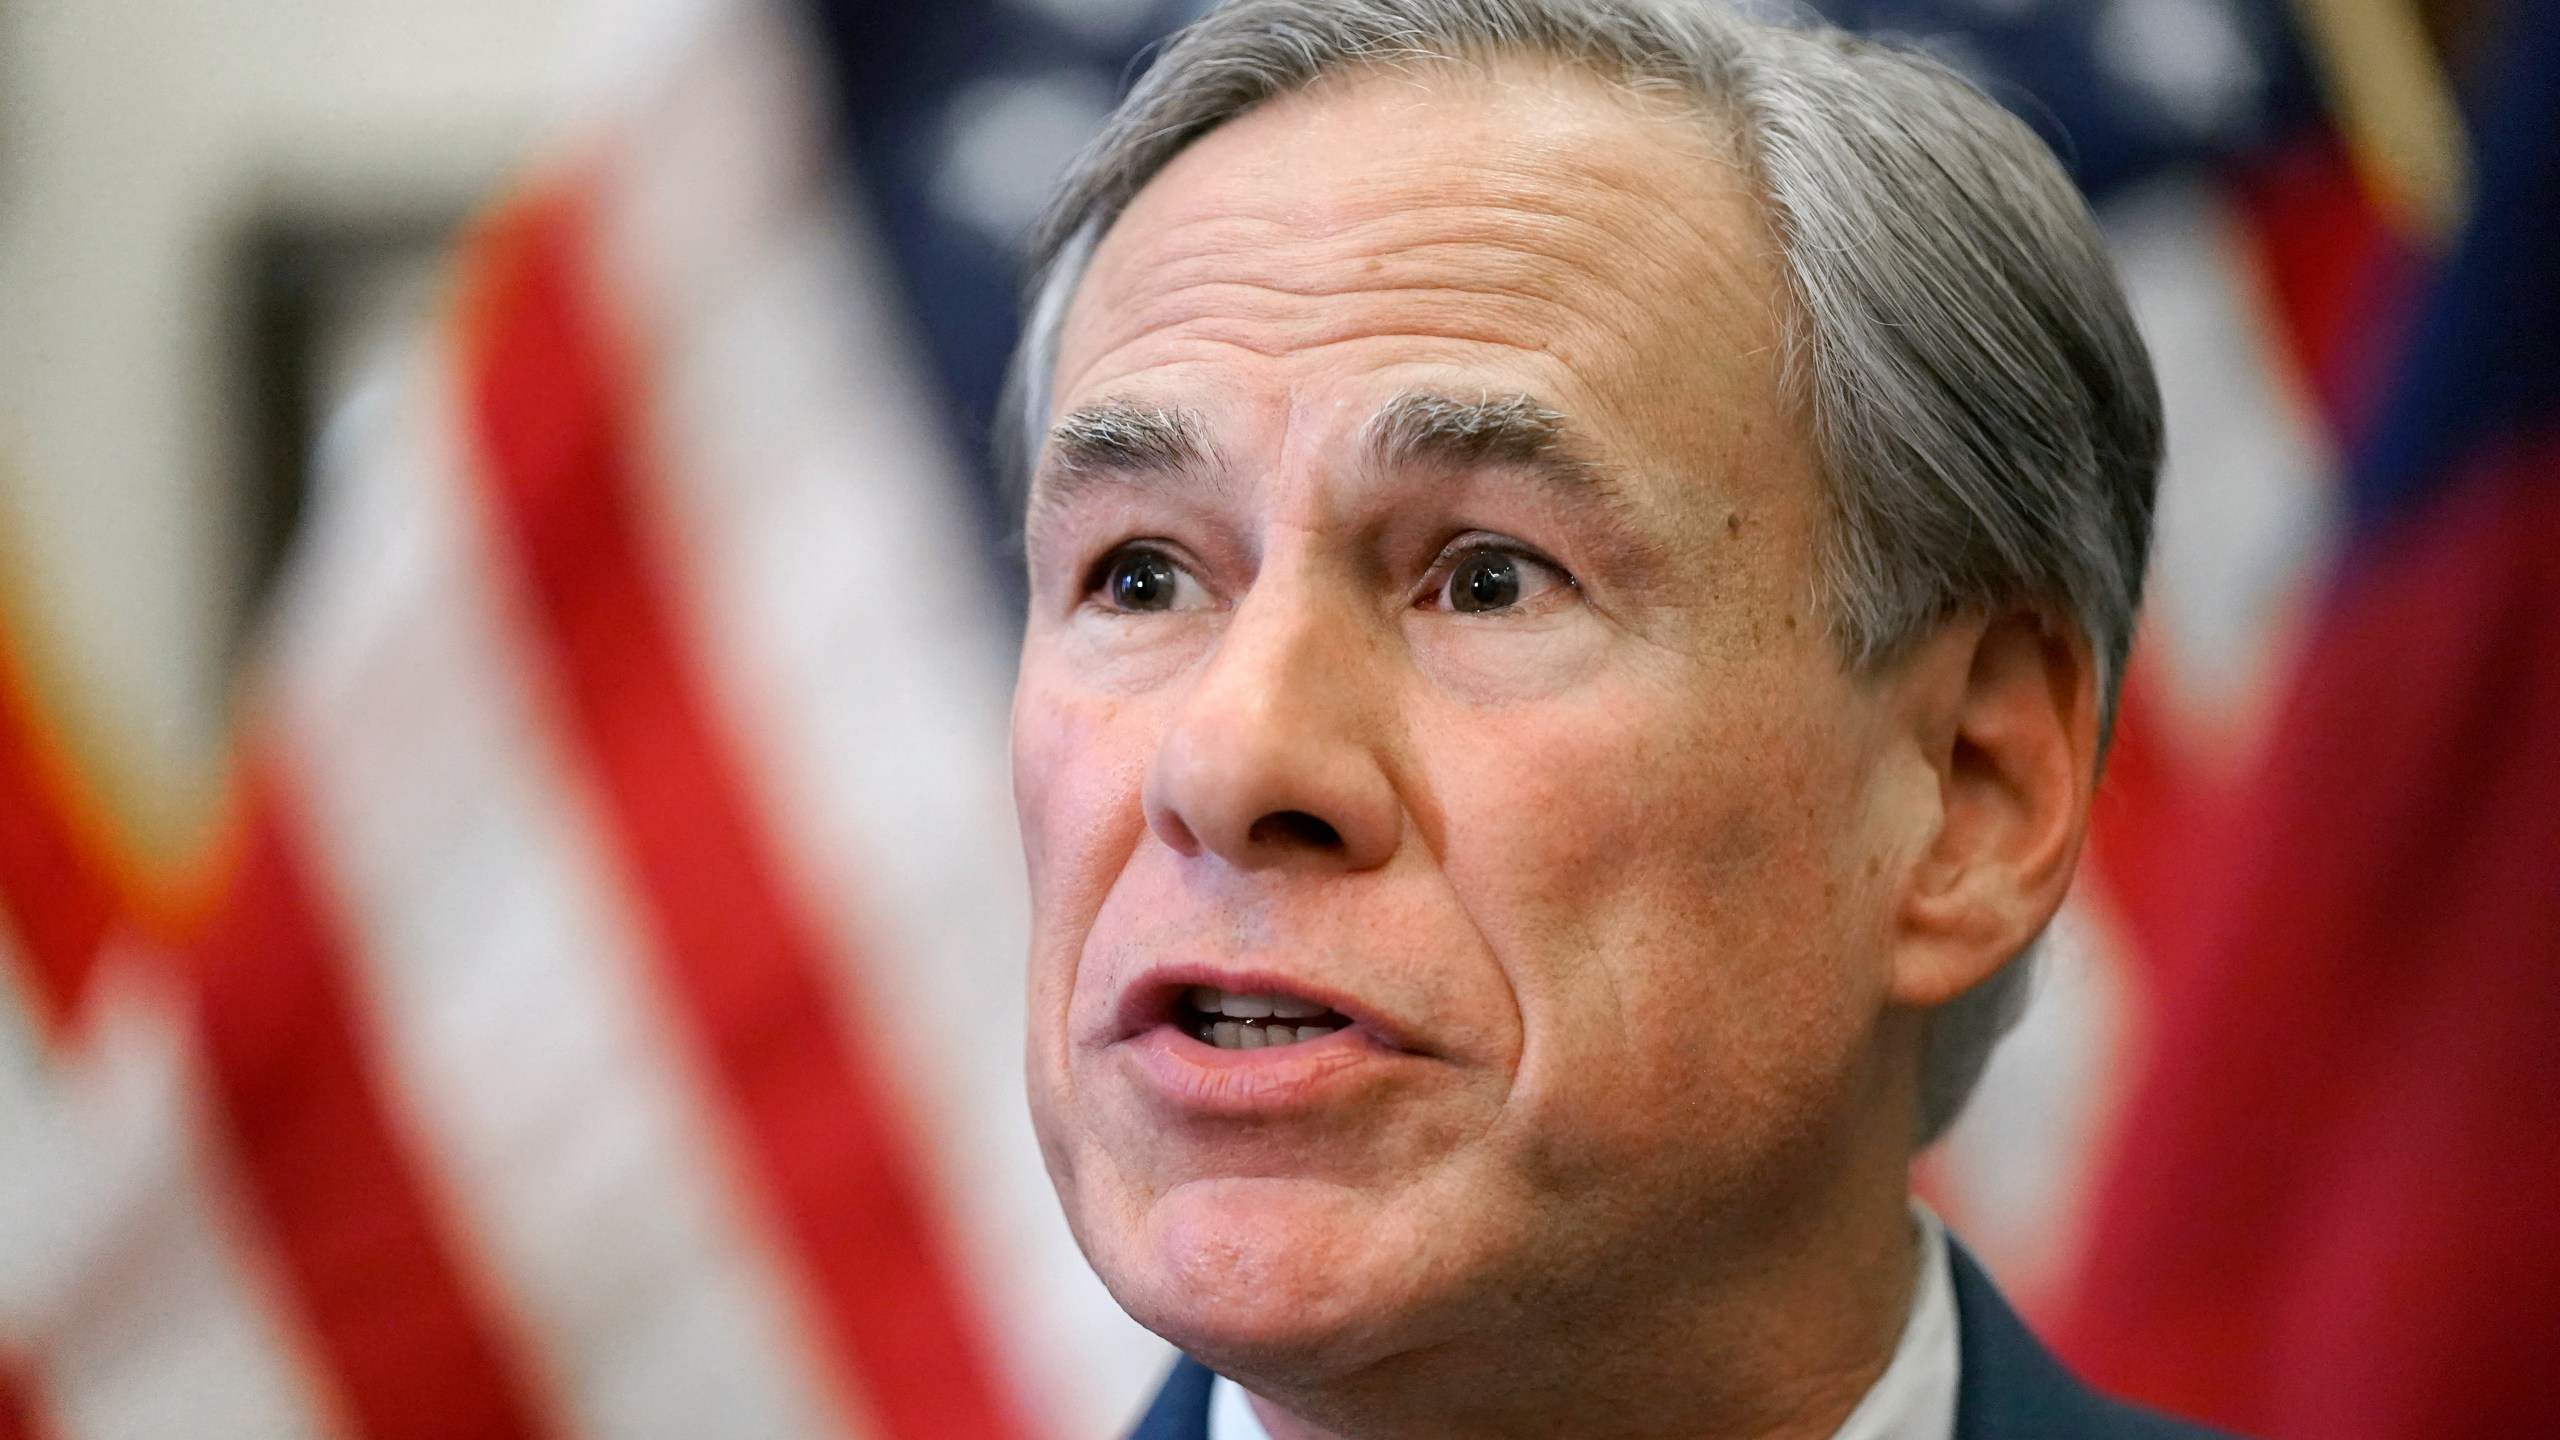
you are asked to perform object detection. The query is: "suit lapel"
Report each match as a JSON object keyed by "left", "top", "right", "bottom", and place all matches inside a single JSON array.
[
  {"left": 1128, "top": 1356, "right": 1216, "bottom": 1440},
  {"left": 1947, "top": 1240, "right": 2136, "bottom": 1439}
]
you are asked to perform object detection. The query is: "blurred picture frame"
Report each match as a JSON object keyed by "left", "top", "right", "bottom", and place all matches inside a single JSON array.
[{"left": 225, "top": 202, "right": 463, "bottom": 639}]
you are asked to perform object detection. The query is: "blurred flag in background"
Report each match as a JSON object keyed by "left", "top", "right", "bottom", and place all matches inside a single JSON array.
[
  {"left": 2054, "top": 1, "right": 2560, "bottom": 1432},
  {"left": 1, "top": 2, "right": 1164, "bottom": 1437},
  {"left": 1, "top": 0, "right": 2553, "bottom": 1438}
]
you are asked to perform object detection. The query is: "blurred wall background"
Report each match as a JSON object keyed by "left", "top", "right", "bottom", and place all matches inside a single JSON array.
[{"left": 0, "top": 0, "right": 579, "bottom": 852}]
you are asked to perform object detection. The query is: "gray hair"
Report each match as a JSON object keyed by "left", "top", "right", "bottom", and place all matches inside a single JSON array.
[{"left": 1001, "top": 0, "right": 2160, "bottom": 1143}]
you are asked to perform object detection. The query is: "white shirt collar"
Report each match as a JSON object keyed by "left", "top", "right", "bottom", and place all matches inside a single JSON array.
[
  {"left": 1206, "top": 1203, "right": 1960, "bottom": 1440},
  {"left": 1832, "top": 1203, "right": 1961, "bottom": 1440}
]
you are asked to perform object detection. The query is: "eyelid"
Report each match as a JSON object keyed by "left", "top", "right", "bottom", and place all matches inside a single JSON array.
[
  {"left": 1083, "top": 540, "right": 1215, "bottom": 612},
  {"left": 1425, "top": 535, "right": 1573, "bottom": 585},
  {"left": 1421, "top": 534, "right": 1577, "bottom": 612},
  {"left": 1082, "top": 539, "right": 1174, "bottom": 592}
]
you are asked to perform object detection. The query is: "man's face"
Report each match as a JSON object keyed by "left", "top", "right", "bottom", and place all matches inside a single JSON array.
[{"left": 1014, "top": 63, "right": 1916, "bottom": 1383}]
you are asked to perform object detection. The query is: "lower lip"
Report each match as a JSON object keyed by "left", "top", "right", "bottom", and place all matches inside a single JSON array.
[{"left": 1118, "top": 1022, "right": 1408, "bottom": 1116}]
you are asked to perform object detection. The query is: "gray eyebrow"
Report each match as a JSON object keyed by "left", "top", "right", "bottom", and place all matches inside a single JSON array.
[
  {"left": 1028, "top": 400, "right": 1220, "bottom": 526},
  {"left": 1364, "top": 390, "right": 1618, "bottom": 500},
  {"left": 1029, "top": 390, "right": 1632, "bottom": 522},
  {"left": 1044, "top": 401, "right": 1215, "bottom": 479}
]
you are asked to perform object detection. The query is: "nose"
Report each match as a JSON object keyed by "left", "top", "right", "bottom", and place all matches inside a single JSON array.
[{"left": 1144, "top": 575, "right": 1403, "bottom": 872}]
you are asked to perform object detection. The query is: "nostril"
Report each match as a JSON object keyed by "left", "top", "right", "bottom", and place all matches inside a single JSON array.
[
  {"left": 1248, "top": 809, "right": 1343, "bottom": 851},
  {"left": 1152, "top": 808, "right": 1203, "bottom": 857}
]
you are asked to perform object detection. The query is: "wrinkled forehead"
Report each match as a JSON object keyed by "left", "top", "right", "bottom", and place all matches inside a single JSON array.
[{"left": 1041, "top": 57, "right": 1797, "bottom": 471}]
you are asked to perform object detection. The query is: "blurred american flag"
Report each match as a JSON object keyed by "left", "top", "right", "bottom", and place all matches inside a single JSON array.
[{"left": 0, "top": 3, "right": 1166, "bottom": 1436}]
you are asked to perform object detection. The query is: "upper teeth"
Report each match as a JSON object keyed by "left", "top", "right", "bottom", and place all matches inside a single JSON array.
[
  {"left": 1187, "top": 987, "right": 1341, "bottom": 1049},
  {"left": 1189, "top": 987, "right": 1328, "bottom": 1019}
]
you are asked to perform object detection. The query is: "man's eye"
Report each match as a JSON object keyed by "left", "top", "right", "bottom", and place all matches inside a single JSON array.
[
  {"left": 1438, "top": 546, "right": 1569, "bottom": 614},
  {"left": 1097, "top": 547, "right": 1200, "bottom": 613}
]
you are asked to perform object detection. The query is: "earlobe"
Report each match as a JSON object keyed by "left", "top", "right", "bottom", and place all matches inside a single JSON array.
[{"left": 1887, "top": 609, "right": 2100, "bottom": 1009}]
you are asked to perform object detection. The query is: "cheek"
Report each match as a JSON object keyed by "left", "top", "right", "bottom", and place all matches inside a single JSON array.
[
  {"left": 1424, "top": 670, "right": 1884, "bottom": 1177},
  {"left": 1013, "top": 672, "right": 1153, "bottom": 906},
  {"left": 1426, "top": 671, "right": 1818, "bottom": 945},
  {"left": 1406, "top": 612, "right": 1609, "bottom": 705},
  {"left": 1012, "top": 670, "right": 1161, "bottom": 1052}
]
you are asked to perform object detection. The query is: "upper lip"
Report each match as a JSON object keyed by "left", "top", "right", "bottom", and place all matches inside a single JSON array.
[{"left": 1109, "top": 962, "right": 1425, "bottom": 1054}]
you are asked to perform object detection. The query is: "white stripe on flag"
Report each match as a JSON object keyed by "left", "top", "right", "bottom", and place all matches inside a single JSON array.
[
  {"left": 585, "top": 8, "right": 1171, "bottom": 1434},
  {"left": 269, "top": 352, "right": 853, "bottom": 1440},
  {"left": 0, "top": 953, "right": 342, "bottom": 1440},
  {"left": 2112, "top": 174, "right": 2337, "bottom": 741}
]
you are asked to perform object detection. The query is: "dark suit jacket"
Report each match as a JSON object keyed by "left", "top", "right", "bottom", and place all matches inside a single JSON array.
[{"left": 1126, "top": 1242, "right": 2237, "bottom": 1439}]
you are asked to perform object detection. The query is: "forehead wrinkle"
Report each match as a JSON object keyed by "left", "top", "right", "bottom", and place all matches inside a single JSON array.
[
  {"left": 1116, "top": 198, "right": 1719, "bottom": 318},
  {"left": 1079, "top": 286, "right": 1580, "bottom": 371},
  {"left": 1051, "top": 265, "right": 1603, "bottom": 416},
  {"left": 1062, "top": 226, "right": 1636, "bottom": 389},
  {"left": 1062, "top": 189, "right": 1770, "bottom": 402}
]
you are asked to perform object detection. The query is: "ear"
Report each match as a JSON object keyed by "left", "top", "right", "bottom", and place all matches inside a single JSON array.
[{"left": 1886, "top": 608, "right": 2102, "bottom": 1009}]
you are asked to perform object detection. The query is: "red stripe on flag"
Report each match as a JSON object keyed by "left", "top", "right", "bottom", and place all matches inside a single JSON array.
[
  {"left": 458, "top": 184, "right": 1031, "bottom": 1440},
  {"left": 0, "top": 1354, "right": 46, "bottom": 1440},
  {"left": 2058, "top": 435, "right": 2560, "bottom": 1437},
  {"left": 2085, "top": 661, "right": 2239, "bottom": 996},
  {"left": 185, "top": 754, "right": 557, "bottom": 1440},
  {"left": 0, "top": 633, "right": 125, "bottom": 1029},
  {"left": 2226, "top": 133, "right": 2422, "bottom": 448}
]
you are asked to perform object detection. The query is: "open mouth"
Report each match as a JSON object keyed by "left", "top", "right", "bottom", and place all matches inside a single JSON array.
[{"left": 1178, "top": 985, "right": 1352, "bottom": 1051}]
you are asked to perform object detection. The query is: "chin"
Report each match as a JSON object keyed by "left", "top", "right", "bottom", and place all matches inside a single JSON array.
[{"left": 1088, "top": 1173, "right": 1451, "bottom": 1384}]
